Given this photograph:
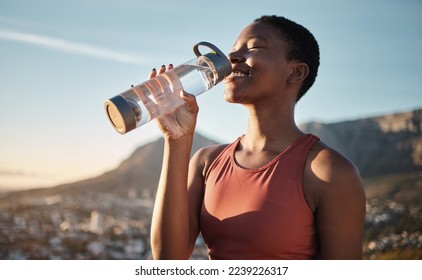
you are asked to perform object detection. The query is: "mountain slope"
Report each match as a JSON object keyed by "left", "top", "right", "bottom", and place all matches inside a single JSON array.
[
  {"left": 17, "top": 108, "right": 422, "bottom": 197},
  {"left": 19, "top": 132, "right": 218, "bottom": 198},
  {"left": 300, "top": 109, "right": 422, "bottom": 178}
]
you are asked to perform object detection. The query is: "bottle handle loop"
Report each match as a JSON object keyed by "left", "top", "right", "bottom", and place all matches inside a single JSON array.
[{"left": 193, "top": 41, "right": 226, "bottom": 58}]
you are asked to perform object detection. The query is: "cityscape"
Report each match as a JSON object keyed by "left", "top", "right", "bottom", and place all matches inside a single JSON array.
[
  {"left": 365, "top": 198, "right": 422, "bottom": 259},
  {"left": 1, "top": 186, "right": 421, "bottom": 260},
  {"left": 0, "top": 188, "right": 208, "bottom": 260}
]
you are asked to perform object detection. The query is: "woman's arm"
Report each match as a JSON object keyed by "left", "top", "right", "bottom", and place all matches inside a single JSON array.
[
  {"left": 151, "top": 135, "right": 197, "bottom": 259},
  {"left": 149, "top": 65, "right": 202, "bottom": 259}
]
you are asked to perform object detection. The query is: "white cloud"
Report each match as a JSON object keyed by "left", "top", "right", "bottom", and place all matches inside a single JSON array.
[{"left": 0, "top": 28, "right": 144, "bottom": 64}]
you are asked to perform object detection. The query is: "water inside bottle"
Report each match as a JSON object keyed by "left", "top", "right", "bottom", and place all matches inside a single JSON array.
[
  {"left": 174, "top": 64, "right": 215, "bottom": 94},
  {"left": 115, "top": 64, "right": 216, "bottom": 130},
  {"left": 132, "top": 65, "right": 215, "bottom": 125}
]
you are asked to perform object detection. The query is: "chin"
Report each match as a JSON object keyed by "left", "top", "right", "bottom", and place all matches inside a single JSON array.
[
  {"left": 223, "top": 91, "right": 238, "bottom": 104},
  {"left": 224, "top": 88, "right": 252, "bottom": 104}
]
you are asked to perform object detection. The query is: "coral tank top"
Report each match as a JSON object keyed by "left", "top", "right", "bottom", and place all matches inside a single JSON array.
[{"left": 200, "top": 134, "right": 320, "bottom": 259}]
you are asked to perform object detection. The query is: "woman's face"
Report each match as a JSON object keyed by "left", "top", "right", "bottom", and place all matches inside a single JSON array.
[{"left": 224, "top": 22, "right": 293, "bottom": 105}]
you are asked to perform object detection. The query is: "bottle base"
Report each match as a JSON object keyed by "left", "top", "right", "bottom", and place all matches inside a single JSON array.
[{"left": 104, "top": 96, "right": 137, "bottom": 134}]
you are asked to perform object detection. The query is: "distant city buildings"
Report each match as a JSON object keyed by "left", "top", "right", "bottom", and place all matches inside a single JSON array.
[
  {"left": 0, "top": 190, "right": 208, "bottom": 260},
  {"left": 0, "top": 190, "right": 420, "bottom": 259}
]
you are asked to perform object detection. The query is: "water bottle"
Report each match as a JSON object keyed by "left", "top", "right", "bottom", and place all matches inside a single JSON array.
[{"left": 104, "top": 42, "right": 231, "bottom": 134}]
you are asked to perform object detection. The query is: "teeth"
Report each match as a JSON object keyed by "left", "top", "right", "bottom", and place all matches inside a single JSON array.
[{"left": 231, "top": 71, "right": 248, "bottom": 77}]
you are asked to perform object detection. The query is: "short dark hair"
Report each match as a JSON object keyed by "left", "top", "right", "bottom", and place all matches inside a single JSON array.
[{"left": 254, "top": 15, "right": 320, "bottom": 102}]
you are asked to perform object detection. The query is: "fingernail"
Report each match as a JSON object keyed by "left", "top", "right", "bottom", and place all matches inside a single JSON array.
[
  {"left": 152, "top": 68, "right": 156, "bottom": 72},
  {"left": 161, "top": 65, "right": 165, "bottom": 68},
  {"left": 169, "top": 64, "right": 173, "bottom": 67}
]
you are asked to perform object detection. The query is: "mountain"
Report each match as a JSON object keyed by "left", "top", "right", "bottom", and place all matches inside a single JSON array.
[
  {"left": 18, "top": 132, "right": 219, "bottom": 198},
  {"left": 10, "top": 108, "right": 422, "bottom": 198},
  {"left": 300, "top": 109, "right": 422, "bottom": 179}
]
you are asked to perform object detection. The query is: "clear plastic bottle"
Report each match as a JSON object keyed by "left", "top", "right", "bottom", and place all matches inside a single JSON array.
[{"left": 104, "top": 42, "right": 231, "bottom": 134}]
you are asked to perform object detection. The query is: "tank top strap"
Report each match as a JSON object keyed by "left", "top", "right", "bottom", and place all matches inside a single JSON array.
[
  {"left": 280, "top": 134, "right": 319, "bottom": 160},
  {"left": 300, "top": 134, "right": 320, "bottom": 155},
  {"left": 291, "top": 134, "right": 319, "bottom": 165},
  {"left": 204, "top": 136, "right": 242, "bottom": 182}
]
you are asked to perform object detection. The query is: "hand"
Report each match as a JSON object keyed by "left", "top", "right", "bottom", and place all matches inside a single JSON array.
[{"left": 148, "top": 64, "right": 199, "bottom": 141}]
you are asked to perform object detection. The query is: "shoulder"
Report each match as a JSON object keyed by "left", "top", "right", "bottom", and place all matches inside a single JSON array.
[
  {"left": 303, "top": 139, "right": 365, "bottom": 210},
  {"left": 309, "top": 140, "right": 361, "bottom": 183},
  {"left": 187, "top": 143, "right": 230, "bottom": 208},
  {"left": 190, "top": 143, "right": 230, "bottom": 177}
]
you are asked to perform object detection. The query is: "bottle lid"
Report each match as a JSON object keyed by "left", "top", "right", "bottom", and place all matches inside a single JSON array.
[
  {"left": 193, "top": 42, "right": 231, "bottom": 84},
  {"left": 104, "top": 95, "right": 137, "bottom": 134}
]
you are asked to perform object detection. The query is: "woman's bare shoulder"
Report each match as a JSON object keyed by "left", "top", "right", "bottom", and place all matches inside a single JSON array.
[
  {"left": 303, "top": 139, "right": 365, "bottom": 211},
  {"left": 308, "top": 140, "right": 362, "bottom": 184},
  {"left": 189, "top": 143, "right": 230, "bottom": 176}
]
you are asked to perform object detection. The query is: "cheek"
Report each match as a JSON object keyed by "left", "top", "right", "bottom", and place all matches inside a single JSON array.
[
  {"left": 254, "top": 67, "right": 283, "bottom": 89},
  {"left": 260, "top": 62, "right": 289, "bottom": 87}
]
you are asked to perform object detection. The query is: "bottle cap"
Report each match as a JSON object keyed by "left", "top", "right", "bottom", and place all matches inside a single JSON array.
[
  {"left": 104, "top": 95, "right": 137, "bottom": 134},
  {"left": 193, "top": 42, "right": 231, "bottom": 84}
]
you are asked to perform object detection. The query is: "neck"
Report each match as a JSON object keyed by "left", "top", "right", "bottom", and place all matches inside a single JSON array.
[{"left": 242, "top": 102, "right": 302, "bottom": 152}]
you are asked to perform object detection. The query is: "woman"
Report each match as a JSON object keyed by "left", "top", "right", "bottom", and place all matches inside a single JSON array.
[{"left": 149, "top": 15, "right": 366, "bottom": 260}]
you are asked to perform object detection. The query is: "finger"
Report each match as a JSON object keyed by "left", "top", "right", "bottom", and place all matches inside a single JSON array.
[
  {"left": 167, "top": 63, "right": 173, "bottom": 71},
  {"left": 158, "top": 65, "right": 166, "bottom": 75},
  {"left": 148, "top": 68, "right": 157, "bottom": 79},
  {"left": 132, "top": 84, "right": 159, "bottom": 117},
  {"left": 180, "top": 90, "right": 199, "bottom": 114}
]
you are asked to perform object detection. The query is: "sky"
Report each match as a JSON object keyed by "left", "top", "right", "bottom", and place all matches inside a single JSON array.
[{"left": 0, "top": 0, "right": 421, "bottom": 191}]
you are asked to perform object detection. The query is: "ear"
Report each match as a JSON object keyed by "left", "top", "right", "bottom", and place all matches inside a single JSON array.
[{"left": 288, "top": 63, "right": 309, "bottom": 84}]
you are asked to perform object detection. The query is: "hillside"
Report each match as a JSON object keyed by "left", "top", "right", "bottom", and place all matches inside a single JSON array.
[
  {"left": 18, "top": 108, "right": 422, "bottom": 198},
  {"left": 363, "top": 170, "right": 422, "bottom": 259},
  {"left": 20, "top": 108, "right": 422, "bottom": 200},
  {"left": 15, "top": 132, "right": 218, "bottom": 198},
  {"left": 301, "top": 109, "right": 422, "bottom": 178}
]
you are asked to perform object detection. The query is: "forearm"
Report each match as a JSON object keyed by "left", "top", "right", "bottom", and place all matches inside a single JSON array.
[{"left": 150, "top": 135, "right": 194, "bottom": 259}]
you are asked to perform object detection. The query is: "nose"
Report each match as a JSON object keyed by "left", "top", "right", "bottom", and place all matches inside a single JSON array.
[{"left": 228, "top": 49, "right": 245, "bottom": 64}]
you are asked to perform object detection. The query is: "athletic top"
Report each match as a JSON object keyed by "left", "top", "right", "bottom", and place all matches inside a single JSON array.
[{"left": 200, "top": 134, "right": 320, "bottom": 259}]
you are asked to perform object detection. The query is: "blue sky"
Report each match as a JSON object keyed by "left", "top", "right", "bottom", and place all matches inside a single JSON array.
[{"left": 0, "top": 0, "right": 421, "bottom": 190}]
